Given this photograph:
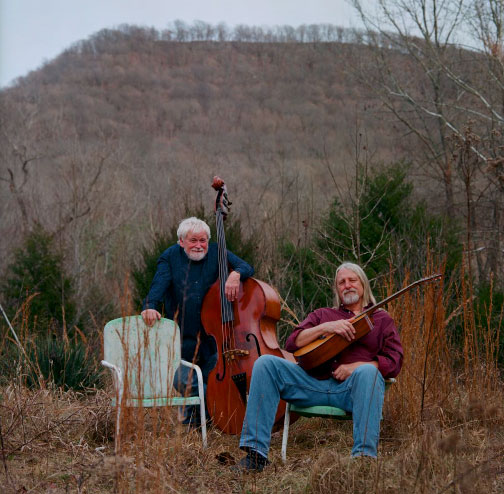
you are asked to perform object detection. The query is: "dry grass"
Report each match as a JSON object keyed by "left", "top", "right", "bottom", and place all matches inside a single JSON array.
[
  {"left": 1, "top": 391, "right": 503, "bottom": 494},
  {"left": 1, "top": 383, "right": 503, "bottom": 493},
  {"left": 1, "top": 268, "right": 504, "bottom": 493}
]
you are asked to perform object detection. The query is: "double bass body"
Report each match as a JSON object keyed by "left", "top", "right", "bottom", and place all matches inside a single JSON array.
[
  {"left": 201, "top": 277, "right": 294, "bottom": 435},
  {"left": 201, "top": 176, "right": 295, "bottom": 435}
]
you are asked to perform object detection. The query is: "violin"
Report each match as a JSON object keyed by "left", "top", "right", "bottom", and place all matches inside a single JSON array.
[{"left": 201, "top": 177, "right": 294, "bottom": 434}]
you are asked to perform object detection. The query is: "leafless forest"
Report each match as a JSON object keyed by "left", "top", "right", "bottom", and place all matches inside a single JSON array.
[
  {"left": 2, "top": 5, "right": 503, "bottom": 323},
  {"left": 2, "top": 7, "right": 503, "bottom": 328},
  {"left": 0, "top": 26, "right": 401, "bottom": 320}
]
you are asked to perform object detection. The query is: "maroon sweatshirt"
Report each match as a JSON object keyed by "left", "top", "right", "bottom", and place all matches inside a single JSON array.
[{"left": 285, "top": 306, "right": 404, "bottom": 380}]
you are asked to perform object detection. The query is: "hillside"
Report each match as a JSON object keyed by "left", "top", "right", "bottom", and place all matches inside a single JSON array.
[
  {"left": 1, "top": 23, "right": 501, "bottom": 325},
  {"left": 0, "top": 26, "right": 410, "bottom": 237}
]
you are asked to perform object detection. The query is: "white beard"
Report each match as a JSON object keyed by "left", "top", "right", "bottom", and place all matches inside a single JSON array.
[
  {"left": 187, "top": 249, "right": 206, "bottom": 261},
  {"left": 342, "top": 290, "right": 360, "bottom": 305}
]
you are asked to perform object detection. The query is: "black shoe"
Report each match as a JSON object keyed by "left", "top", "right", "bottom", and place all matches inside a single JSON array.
[{"left": 231, "top": 451, "right": 269, "bottom": 473}]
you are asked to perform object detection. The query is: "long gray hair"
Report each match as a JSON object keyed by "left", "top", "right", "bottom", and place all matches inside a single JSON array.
[{"left": 333, "top": 262, "right": 376, "bottom": 308}]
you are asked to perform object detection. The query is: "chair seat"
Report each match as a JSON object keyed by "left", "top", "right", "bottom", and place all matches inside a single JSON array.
[
  {"left": 289, "top": 379, "right": 395, "bottom": 420},
  {"left": 290, "top": 404, "right": 352, "bottom": 419},
  {"left": 111, "top": 396, "right": 202, "bottom": 408}
]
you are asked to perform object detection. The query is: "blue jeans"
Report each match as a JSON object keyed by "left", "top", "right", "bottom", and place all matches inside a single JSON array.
[
  {"left": 173, "top": 351, "right": 217, "bottom": 424},
  {"left": 239, "top": 355, "right": 385, "bottom": 458}
]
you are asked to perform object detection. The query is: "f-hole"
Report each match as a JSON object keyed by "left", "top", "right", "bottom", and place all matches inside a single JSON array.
[
  {"left": 216, "top": 344, "right": 226, "bottom": 381},
  {"left": 246, "top": 333, "right": 261, "bottom": 357}
]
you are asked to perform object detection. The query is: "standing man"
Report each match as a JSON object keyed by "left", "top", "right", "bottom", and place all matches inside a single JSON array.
[
  {"left": 142, "top": 217, "right": 254, "bottom": 426},
  {"left": 235, "top": 262, "right": 403, "bottom": 471}
]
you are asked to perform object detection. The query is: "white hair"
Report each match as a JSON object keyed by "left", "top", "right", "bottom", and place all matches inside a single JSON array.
[
  {"left": 333, "top": 262, "right": 376, "bottom": 308},
  {"left": 176, "top": 217, "right": 211, "bottom": 242}
]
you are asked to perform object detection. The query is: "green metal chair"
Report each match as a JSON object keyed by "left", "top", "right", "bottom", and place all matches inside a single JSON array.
[
  {"left": 281, "top": 378, "right": 395, "bottom": 461},
  {"left": 101, "top": 316, "right": 207, "bottom": 452}
]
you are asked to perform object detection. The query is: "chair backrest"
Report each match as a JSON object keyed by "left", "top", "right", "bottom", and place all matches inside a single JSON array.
[{"left": 103, "top": 316, "right": 180, "bottom": 401}]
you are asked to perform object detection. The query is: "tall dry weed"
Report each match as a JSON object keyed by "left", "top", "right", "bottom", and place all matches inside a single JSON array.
[
  {"left": 1, "top": 263, "right": 504, "bottom": 493},
  {"left": 385, "top": 266, "right": 453, "bottom": 433},
  {"left": 384, "top": 259, "right": 502, "bottom": 431}
]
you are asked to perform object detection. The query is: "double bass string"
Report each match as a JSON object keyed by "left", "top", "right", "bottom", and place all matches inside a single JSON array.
[
  {"left": 216, "top": 209, "right": 235, "bottom": 352},
  {"left": 216, "top": 211, "right": 228, "bottom": 352}
]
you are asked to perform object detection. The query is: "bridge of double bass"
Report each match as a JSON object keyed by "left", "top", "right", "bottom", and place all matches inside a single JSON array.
[{"left": 223, "top": 349, "right": 250, "bottom": 362}]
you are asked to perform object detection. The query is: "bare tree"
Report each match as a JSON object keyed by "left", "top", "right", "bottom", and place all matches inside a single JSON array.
[
  {"left": 350, "top": 0, "right": 504, "bottom": 283},
  {"left": 351, "top": 0, "right": 471, "bottom": 214},
  {"left": 0, "top": 96, "right": 46, "bottom": 238}
]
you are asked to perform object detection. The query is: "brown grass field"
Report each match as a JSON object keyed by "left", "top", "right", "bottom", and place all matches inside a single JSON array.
[{"left": 1, "top": 270, "right": 504, "bottom": 493}]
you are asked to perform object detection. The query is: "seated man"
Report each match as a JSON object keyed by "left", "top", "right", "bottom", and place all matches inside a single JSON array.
[
  {"left": 141, "top": 217, "right": 254, "bottom": 426},
  {"left": 235, "top": 262, "right": 403, "bottom": 471}
]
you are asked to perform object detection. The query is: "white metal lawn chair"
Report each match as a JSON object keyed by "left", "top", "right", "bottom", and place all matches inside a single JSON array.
[{"left": 101, "top": 315, "right": 207, "bottom": 452}]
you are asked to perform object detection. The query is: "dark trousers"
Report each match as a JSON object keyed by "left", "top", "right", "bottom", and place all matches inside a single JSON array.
[{"left": 173, "top": 350, "right": 217, "bottom": 424}]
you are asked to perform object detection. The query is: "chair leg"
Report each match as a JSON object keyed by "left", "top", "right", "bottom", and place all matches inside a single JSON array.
[
  {"left": 102, "top": 360, "right": 123, "bottom": 454},
  {"left": 194, "top": 364, "right": 207, "bottom": 448},
  {"left": 115, "top": 399, "right": 121, "bottom": 455},
  {"left": 281, "top": 402, "right": 291, "bottom": 462},
  {"left": 198, "top": 390, "right": 207, "bottom": 449},
  {"left": 200, "top": 412, "right": 207, "bottom": 449}
]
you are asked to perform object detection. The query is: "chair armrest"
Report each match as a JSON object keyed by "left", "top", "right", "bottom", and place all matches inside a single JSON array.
[
  {"left": 180, "top": 359, "right": 195, "bottom": 367},
  {"left": 101, "top": 360, "right": 124, "bottom": 390},
  {"left": 180, "top": 359, "right": 204, "bottom": 381},
  {"left": 101, "top": 360, "right": 119, "bottom": 372},
  {"left": 179, "top": 359, "right": 205, "bottom": 409},
  {"left": 180, "top": 359, "right": 200, "bottom": 370}
]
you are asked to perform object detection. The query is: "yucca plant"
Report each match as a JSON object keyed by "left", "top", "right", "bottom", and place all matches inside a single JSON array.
[{"left": 25, "top": 333, "right": 102, "bottom": 391}]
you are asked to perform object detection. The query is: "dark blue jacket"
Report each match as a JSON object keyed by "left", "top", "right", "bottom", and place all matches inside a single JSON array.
[{"left": 143, "top": 243, "right": 254, "bottom": 361}]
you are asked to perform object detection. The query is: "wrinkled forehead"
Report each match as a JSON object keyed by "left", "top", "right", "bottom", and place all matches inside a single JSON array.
[
  {"left": 336, "top": 267, "right": 361, "bottom": 283},
  {"left": 185, "top": 230, "right": 209, "bottom": 240}
]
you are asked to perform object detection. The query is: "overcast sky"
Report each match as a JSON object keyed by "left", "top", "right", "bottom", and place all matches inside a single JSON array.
[{"left": 0, "top": 0, "right": 367, "bottom": 88}]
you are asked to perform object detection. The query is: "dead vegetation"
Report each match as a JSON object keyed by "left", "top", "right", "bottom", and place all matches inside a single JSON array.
[
  {"left": 1, "top": 388, "right": 502, "bottom": 493},
  {"left": 1, "top": 268, "right": 503, "bottom": 493}
]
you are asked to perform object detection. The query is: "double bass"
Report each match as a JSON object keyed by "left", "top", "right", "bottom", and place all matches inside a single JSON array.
[{"left": 201, "top": 177, "right": 294, "bottom": 434}]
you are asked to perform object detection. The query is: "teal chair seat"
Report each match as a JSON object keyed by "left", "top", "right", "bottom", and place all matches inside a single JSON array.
[{"left": 289, "top": 404, "right": 352, "bottom": 419}]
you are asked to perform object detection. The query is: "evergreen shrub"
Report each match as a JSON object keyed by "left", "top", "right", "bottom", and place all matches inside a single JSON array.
[
  {"left": 25, "top": 334, "right": 102, "bottom": 391},
  {"left": 1, "top": 224, "right": 76, "bottom": 332},
  {"left": 279, "top": 162, "right": 463, "bottom": 319}
]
